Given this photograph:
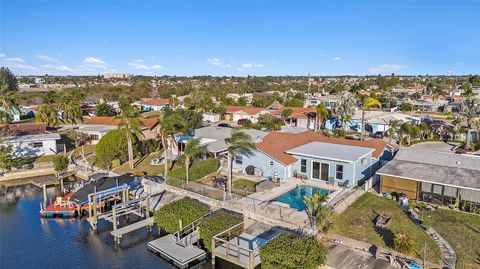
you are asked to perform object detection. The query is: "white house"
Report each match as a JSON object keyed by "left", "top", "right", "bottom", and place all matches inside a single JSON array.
[
  {"left": 202, "top": 112, "right": 221, "bottom": 123},
  {"left": 4, "top": 133, "right": 62, "bottom": 158}
]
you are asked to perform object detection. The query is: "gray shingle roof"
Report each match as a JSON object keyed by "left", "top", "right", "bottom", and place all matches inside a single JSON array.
[
  {"left": 377, "top": 148, "right": 480, "bottom": 191},
  {"left": 286, "top": 141, "right": 374, "bottom": 163}
]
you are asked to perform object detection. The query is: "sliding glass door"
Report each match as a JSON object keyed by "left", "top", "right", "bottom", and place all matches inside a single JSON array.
[{"left": 312, "top": 161, "right": 329, "bottom": 181}]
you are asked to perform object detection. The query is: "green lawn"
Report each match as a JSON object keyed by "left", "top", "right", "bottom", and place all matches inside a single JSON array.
[
  {"left": 330, "top": 192, "right": 442, "bottom": 263},
  {"left": 423, "top": 209, "right": 480, "bottom": 268},
  {"left": 113, "top": 151, "right": 165, "bottom": 176},
  {"left": 233, "top": 178, "right": 257, "bottom": 193}
]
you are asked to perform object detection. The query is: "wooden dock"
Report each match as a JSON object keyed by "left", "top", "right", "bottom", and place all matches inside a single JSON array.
[
  {"left": 111, "top": 217, "right": 154, "bottom": 239},
  {"left": 148, "top": 234, "right": 206, "bottom": 269},
  {"left": 213, "top": 233, "right": 264, "bottom": 269}
]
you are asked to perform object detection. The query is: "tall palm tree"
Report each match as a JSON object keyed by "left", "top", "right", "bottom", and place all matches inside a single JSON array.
[
  {"left": 58, "top": 92, "right": 84, "bottom": 146},
  {"left": 360, "top": 97, "right": 382, "bottom": 140},
  {"left": 458, "top": 97, "right": 480, "bottom": 149},
  {"left": 0, "top": 85, "right": 18, "bottom": 123},
  {"left": 387, "top": 119, "right": 400, "bottom": 144},
  {"left": 183, "top": 138, "right": 207, "bottom": 183},
  {"left": 400, "top": 122, "right": 420, "bottom": 145},
  {"left": 117, "top": 102, "right": 144, "bottom": 169},
  {"left": 158, "top": 113, "right": 185, "bottom": 176},
  {"left": 333, "top": 92, "right": 356, "bottom": 132},
  {"left": 225, "top": 130, "right": 255, "bottom": 194},
  {"left": 315, "top": 103, "right": 329, "bottom": 132}
]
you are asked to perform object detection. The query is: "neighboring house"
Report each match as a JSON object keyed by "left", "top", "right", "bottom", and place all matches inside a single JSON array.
[
  {"left": 377, "top": 148, "right": 480, "bottom": 207},
  {"left": 350, "top": 110, "right": 421, "bottom": 133},
  {"left": 189, "top": 126, "right": 268, "bottom": 158},
  {"left": 272, "top": 107, "right": 317, "bottom": 130},
  {"left": 202, "top": 112, "right": 221, "bottom": 123},
  {"left": 391, "top": 86, "right": 425, "bottom": 97},
  {"left": 140, "top": 98, "right": 170, "bottom": 111},
  {"left": 233, "top": 131, "right": 395, "bottom": 187},
  {"left": 1, "top": 123, "right": 61, "bottom": 158},
  {"left": 407, "top": 99, "right": 448, "bottom": 112},
  {"left": 79, "top": 116, "right": 160, "bottom": 144},
  {"left": 225, "top": 106, "right": 270, "bottom": 124}
]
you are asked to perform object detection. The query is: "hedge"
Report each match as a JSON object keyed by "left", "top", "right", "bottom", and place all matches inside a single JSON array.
[
  {"left": 260, "top": 233, "right": 327, "bottom": 269},
  {"left": 169, "top": 158, "right": 219, "bottom": 181},
  {"left": 154, "top": 198, "right": 210, "bottom": 233},
  {"left": 199, "top": 211, "right": 243, "bottom": 252}
]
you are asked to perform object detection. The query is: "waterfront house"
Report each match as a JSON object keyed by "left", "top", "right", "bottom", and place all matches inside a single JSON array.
[
  {"left": 232, "top": 131, "right": 394, "bottom": 187},
  {"left": 377, "top": 148, "right": 480, "bottom": 208},
  {"left": 1, "top": 123, "right": 62, "bottom": 158},
  {"left": 225, "top": 106, "right": 270, "bottom": 124},
  {"left": 80, "top": 116, "right": 160, "bottom": 144},
  {"left": 140, "top": 98, "right": 170, "bottom": 111}
]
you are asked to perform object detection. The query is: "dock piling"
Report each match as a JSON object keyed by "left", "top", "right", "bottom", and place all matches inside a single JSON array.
[{"left": 42, "top": 184, "right": 47, "bottom": 208}]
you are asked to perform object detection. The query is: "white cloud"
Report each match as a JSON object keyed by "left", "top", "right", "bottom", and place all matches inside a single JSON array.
[
  {"left": 333, "top": 56, "right": 341, "bottom": 62},
  {"left": 207, "top": 57, "right": 231, "bottom": 68},
  {"left": 237, "top": 67, "right": 245, "bottom": 72},
  {"left": 40, "top": 64, "right": 72, "bottom": 72},
  {"left": 240, "top": 63, "right": 264, "bottom": 69},
  {"left": 128, "top": 59, "right": 163, "bottom": 71},
  {"left": 5, "top": 57, "right": 26, "bottom": 63},
  {"left": 84, "top": 57, "right": 106, "bottom": 65},
  {"left": 0, "top": 53, "right": 5, "bottom": 58},
  {"left": 36, "top": 55, "right": 58, "bottom": 62},
  {"left": 368, "top": 64, "right": 404, "bottom": 75}
]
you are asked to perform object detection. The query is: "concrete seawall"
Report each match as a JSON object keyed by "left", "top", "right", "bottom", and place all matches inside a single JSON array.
[{"left": 1, "top": 167, "right": 55, "bottom": 182}]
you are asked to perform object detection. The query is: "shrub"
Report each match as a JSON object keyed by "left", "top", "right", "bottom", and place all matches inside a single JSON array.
[
  {"left": 95, "top": 102, "right": 116, "bottom": 116},
  {"left": 260, "top": 233, "right": 327, "bottom": 269},
  {"left": 111, "top": 159, "right": 121, "bottom": 168},
  {"left": 52, "top": 154, "right": 68, "bottom": 172},
  {"left": 169, "top": 158, "right": 219, "bottom": 180},
  {"left": 94, "top": 129, "right": 139, "bottom": 169},
  {"left": 154, "top": 198, "right": 209, "bottom": 233},
  {"left": 199, "top": 211, "right": 243, "bottom": 252},
  {"left": 394, "top": 233, "right": 415, "bottom": 254}
]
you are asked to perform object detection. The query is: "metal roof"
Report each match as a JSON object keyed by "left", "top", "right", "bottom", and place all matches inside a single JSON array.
[
  {"left": 286, "top": 141, "right": 374, "bottom": 163},
  {"left": 377, "top": 148, "right": 480, "bottom": 191},
  {"left": 193, "top": 126, "right": 267, "bottom": 153},
  {"left": 4, "top": 133, "right": 61, "bottom": 143}
]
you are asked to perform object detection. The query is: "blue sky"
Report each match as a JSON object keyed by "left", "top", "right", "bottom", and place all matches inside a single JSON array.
[{"left": 1, "top": 0, "right": 479, "bottom": 76}]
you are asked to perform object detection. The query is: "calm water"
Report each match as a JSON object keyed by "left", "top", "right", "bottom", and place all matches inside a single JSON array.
[
  {"left": 272, "top": 185, "right": 330, "bottom": 211},
  {"left": 0, "top": 182, "right": 236, "bottom": 269}
]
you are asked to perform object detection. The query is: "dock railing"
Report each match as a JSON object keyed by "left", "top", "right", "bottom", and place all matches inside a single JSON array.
[
  {"left": 212, "top": 222, "right": 260, "bottom": 269},
  {"left": 173, "top": 211, "right": 213, "bottom": 244}
]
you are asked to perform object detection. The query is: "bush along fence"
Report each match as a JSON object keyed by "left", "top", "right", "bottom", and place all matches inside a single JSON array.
[{"left": 154, "top": 198, "right": 210, "bottom": 233}]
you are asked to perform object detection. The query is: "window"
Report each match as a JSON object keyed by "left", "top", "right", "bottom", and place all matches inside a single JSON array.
[
  {"left": 336, "top": 164, "right": 343, "bottom": 180},
  {"left": 361, "top": 158, "right": 368, "bottom": 165},
  {"left": 90, "top": 134, "right": 99, "bottom": 141},
  {"left": 235, "top": 155, "right": 243, "bottom": 164},
  {"left": 32, "top": 142, "right": 43, "bottom": 148},
  {"left": 269, "top": 161, "right": 274, "bottom": 166},
  {"left": 300, "top": 159, "right": 307, "bottom": 173}
]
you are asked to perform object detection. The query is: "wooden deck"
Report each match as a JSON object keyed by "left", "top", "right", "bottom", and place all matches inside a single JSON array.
[
  {"left": 213, "top": 233, "right": 264, "bottom": 268},
  {"left": 148, "top": 234, "right": 206, "bottom": 268},
  {"left": 31, "top": 177, "right": 58, "bottom": 188}
]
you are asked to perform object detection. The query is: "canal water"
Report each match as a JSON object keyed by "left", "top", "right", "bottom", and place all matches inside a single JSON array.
[{"left": 0, "top": 182, "right": 238, "bottom": 269}]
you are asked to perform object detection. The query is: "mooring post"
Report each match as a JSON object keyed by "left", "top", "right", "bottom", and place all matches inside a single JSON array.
[
  {"left": 42, "top": 184, "right": 47, "bottom": 208},
  {"left": 92, "top": 196, "right": 98, "bottom": 230},
  {"left": 112, "top": 207, "right": 117, "bottom": 231},
  {"left": 60, "top": 177, "right": 64, "bottom": 192},
  {"left": 88, "top": 195, "right": 92, "bottom": 217},
  {"left": 146, "top": 196, "right": 150, "bottom": 218},
  {"left": 211, "top": 239, "right": 216, "bottom": 266}
]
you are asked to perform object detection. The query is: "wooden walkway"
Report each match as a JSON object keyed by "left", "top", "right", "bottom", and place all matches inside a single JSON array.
[
  {"left": 31, "top": 177, "right": 58, "bottom": 188},
  {"left": 148, "top": 234, "right": 206, "bottom": 269},
  {"left": 110, "top": 217, "right": 154, "bottom": 239}
]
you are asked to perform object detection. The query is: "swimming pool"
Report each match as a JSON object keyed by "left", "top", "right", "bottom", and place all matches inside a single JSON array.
[{"left": 272, "top": 185, "right": 330, "bottom": 211}]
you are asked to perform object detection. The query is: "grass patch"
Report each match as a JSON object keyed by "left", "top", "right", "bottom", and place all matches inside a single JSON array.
[
  {"left": 113, "top": 151, "right": 164, "bottom": 176},
  {"left": 169, "top": 158, "right": 219, "bottom": 181},
  {"left": 233, "top": 178, "right": 257, "bottom": 193},
  {"left": 423, "top": 209, "right": 480, "bottom": 268},
  {"left": 330, "top": 192, "right": 441, "bottom": 263},
  {"left": 71, "top": 144, "right": 96, "bottom": 159}
]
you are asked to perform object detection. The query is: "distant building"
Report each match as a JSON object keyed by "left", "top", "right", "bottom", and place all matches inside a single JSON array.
[
  {"left": 202, "top": 112, "right": 220, "bottom": 123},
  {"left": 225, "top": 106, "right": 270, "bottom": 124},
  {"left": 103, "top": 73, "right": 132, "bottom": 79},
  {"left": 140, "top": 98, "right": 170, "bottom": 111}
]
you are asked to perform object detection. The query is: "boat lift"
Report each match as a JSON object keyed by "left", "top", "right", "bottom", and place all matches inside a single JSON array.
[{"left": 87, "top": 185, "right": 130, "bottom": 230}]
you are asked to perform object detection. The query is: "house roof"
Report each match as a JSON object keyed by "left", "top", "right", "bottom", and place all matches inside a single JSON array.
[
  {"left": 255, "top": 131, "right": 391, "bottom": 165},
  {"left": 86, "top": 116, "right": 158, "bottom": 129},
  {"left": 0, "top": 123, "right": 47, "bottom": 135},
  {"left": 272, "top": 107, "right": 316, "bottom": 119},
  {"left": 225, "top": 106, "right": 269, "bottom": 115},
  {"left": 193, "top": 126, "right": 268, "bottom": 153},
  {"left": 4, "top": 133, "right": 61, "bottom": 143},
  {"left": 377, "top": 148, "right": 480, "bottom": 191},
  {"left": 286, "top": 141, "right": 374, "bottom": 163},
  {"left": 141, "top": 98, "right": 169, "bottom": 106}
]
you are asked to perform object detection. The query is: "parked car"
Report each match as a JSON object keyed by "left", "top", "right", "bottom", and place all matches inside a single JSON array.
[
  {"left": 237, "top": 119, "right": 248, "bottom": 125},
  {"left": 217, "top": 123, "right": 232, "bottom": 128},
  {"left": 372, "top": 131, "right": 385, "bottom": 138},
  {"left": 149, "top": 157, "right": 164, "bottom": 166}
]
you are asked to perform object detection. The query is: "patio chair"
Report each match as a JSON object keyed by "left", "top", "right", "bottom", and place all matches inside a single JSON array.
[
  {"left": 340, "top": 180, "right": 350, "bottom": 188},
  {"left": 328, "top": 177, "right": 335, "bottom": 185}
]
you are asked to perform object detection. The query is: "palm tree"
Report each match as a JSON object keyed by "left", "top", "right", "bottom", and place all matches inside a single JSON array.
[
  {"left": 225, "top": 130, "right": 255, "bottom": 194},
  {"left": 400, "top": 122, "right": 420, "bottom": 145},
  {"left": 360, "top": 97, "right": 382, "bottom": 140},
  {"left": 394, "top": 233, "right": 415, "bottom": 255},
  {"left": 35, "top": 104, "right": 60, "bottom": 127},
  {"left": 183, "top": 138, "right": 207, "bottom": 183},
  {"left": 0, "top": 85, "right": 18, "bottom": 123},
  {"left": 58, "top": 92, "right": 84, "bottom": 146},
  {"left": 158, "top": 113, "right": 185, "bottom": 176},
  {"left": 303, "top": 190, "right": 327, "bottom": 228},
  {"left": 316, "top": 205, "right": 335, "bottom": 233},
  {"left": 117, "top": 102, "right": 144, "bottom": 169},
  {"left": 333, "top": 92, "right": 356, "bottom": 132},
  {"left": 458, "top": 97, "right": 480, "bottom": 149},
  {"left": 315, "top": 103, "right": 329, "bottom": 132},
  {"left": 387, "top": 119, "right": 400, "bottom": 144}
]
